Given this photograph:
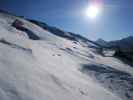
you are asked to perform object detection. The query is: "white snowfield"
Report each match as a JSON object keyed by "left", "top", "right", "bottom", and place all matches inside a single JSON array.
[{"left": 0, "top": 12, "right": 132, "bottom": 100}]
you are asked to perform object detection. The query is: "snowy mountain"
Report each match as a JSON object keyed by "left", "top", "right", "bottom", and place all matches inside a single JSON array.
[
  {"left": 108, "top": 36, "right": 133, "bottom": 52},
  {"left": 95, "top": 38, "right": 108, "bottom": 47},
  {"left": 0, "top": 11, "right": 132, "bottom": 100},
  {"left": 96, "top": 36, "right": 133, "bottom": 61},
  {"left": 96, "top": 36, "right": 133, "bottom": 50},
  {"left": 28, "top": 19, "right": 101, "bottom": 48},
  {"left": 109, "top": 36, "right": 133, "bottom": 62}
]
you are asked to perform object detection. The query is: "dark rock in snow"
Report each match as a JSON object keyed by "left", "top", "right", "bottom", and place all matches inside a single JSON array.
[{"left": 12, "top": 20, "right": 40, "bottom": 40}]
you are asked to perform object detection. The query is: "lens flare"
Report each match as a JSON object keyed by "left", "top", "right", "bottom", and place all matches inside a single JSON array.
[{"left": 85, "top": 4, "right": 102, "bottom": 19}]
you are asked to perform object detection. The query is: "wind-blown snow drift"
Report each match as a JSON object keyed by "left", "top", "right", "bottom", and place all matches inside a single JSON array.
[{"left": 0, "top": 11, "right": 132, "bottom": 100}]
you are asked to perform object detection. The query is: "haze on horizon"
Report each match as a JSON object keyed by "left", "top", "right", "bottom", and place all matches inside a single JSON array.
[{"left": 0, "top": 0, "right": 133, "bottom": 41}]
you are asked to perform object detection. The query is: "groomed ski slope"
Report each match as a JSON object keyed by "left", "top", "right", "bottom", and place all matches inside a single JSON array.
[{"left": 0, "top": 12, "right": 132, "bottom": 100}]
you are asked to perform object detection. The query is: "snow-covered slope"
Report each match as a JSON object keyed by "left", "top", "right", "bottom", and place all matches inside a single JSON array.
[{"left": 0, "top": 11, "right": 132, "bottom": 100}]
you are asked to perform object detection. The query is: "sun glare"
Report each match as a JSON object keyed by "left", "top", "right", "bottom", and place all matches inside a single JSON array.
[{"left": 86, "top": 4, "right": 101, "bottom": 19}]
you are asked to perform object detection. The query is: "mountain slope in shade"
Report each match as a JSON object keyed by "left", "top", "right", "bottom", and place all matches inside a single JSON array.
[
  {"left": 96, "top": 36, "right": 133, "bottom": 52},
  {"left": 109, "top": 36, "right": 133, "bottom": 52},
  {"left": 0, "top": 11, "right": 132, "bottom": 100},
  {"left": 96, "top": 36, "right": 133, "bottom": 61}
]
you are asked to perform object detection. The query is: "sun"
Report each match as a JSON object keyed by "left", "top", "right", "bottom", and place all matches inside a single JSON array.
[{"left": 85, "top": 4, "right": 101, "bottom": 19}]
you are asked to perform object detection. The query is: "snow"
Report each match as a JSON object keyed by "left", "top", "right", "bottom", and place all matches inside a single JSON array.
[
  {"left": 102, "top": 49, "right": 116, "bottom": 57},
  {"left": 0, "top": 11, "right": 132, "bottom": 100}
]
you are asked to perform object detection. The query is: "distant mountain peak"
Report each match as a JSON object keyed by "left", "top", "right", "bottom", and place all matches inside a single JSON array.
[{"left": 95, "top": 38, "right": 108, "bottom": 47}]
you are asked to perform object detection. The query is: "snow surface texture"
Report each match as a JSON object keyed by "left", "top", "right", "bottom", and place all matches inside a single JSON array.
[{"left": 0, "top": 12, "right": 132, "bottom": 100}]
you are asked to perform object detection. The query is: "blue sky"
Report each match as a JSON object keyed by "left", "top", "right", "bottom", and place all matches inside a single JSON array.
[{"left": 0, "top": 0, "right": 133, "bottom": 41}]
